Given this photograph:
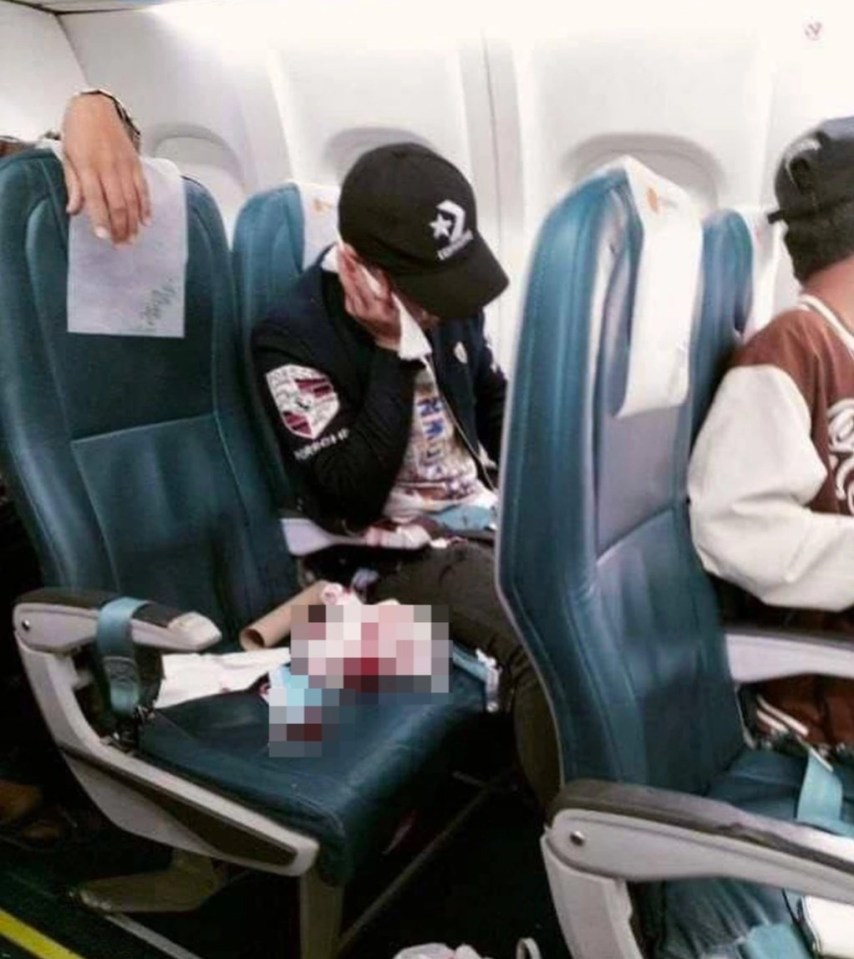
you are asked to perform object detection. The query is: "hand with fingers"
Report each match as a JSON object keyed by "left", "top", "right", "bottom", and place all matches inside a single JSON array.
[
  {"left": 338, "top": 244, "right": 401, "bottom": 351},
  {"left": 61, "top": 93, "right": 150, "bottom": 246}
]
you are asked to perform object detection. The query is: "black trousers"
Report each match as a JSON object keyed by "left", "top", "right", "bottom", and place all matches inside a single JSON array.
[{"left": 367, "top": 540, "right": 561, "bottom": 809}]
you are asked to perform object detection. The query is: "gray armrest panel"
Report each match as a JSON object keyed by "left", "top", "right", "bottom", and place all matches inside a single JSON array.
[
  {"left": 19, "top": 587, "right": 190, "bottom": 631},
  {"left": 15, "top": 589, "right": 221, "bottom": 654},
  {"left": 726, "top": 626, "right": 854, "bottom": 683},
  {"left": 551, "top": 779, "right": 854, "bottom": 875}
]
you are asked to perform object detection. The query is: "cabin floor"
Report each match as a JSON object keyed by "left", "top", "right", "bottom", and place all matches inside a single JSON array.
[{"left": 0, "top": 776, "right": 569, "bottom": 959}]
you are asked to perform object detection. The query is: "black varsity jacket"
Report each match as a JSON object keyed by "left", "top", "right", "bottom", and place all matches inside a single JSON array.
[{"left": 251, "top": 262, "right": 506, "bottom": 534}]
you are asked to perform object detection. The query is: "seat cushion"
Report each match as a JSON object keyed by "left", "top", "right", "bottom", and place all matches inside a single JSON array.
[
  {"left": 140, "top": 667, "right": 488, "bottom": 884},
  {"left": 641, "top": 748, "right": 854, "bottom": 958}
]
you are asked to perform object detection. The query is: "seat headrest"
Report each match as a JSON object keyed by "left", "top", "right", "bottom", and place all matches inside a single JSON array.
[
  {"left": 732, "top": 207, "right": 784, "bottom": 341},
  {"left": 599, "top": 158, "right": 703, "bottom": 418},
  {"left": 292, "top": 181, "right": 340, "bottom": 269}
]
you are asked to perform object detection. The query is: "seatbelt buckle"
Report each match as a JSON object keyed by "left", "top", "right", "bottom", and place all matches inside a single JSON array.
[
  {"left": 754, "top": 694, "right": 834, "bottom": 771},
  {"left": 450, "top": 646, "right": 502, "bottom": 713},
  {"left": 770, "top": 728, "right": 834, "bottom": 774},
  {"left": 475, "top": 650, "right": 501, "bottom": 714}
]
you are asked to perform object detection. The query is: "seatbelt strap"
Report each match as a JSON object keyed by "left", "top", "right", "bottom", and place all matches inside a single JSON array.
[
  {"left": 797, "top": 751, "right": 854, "bottom": 839},
  {"left": 743, "top": 718, "right": 854, "bottom": 954},
  {"left": 95, "top": 597, "right": 149, "bottom": 722},
  {"left": 739, "top": 922, "right": 812, "bottom": 958}
]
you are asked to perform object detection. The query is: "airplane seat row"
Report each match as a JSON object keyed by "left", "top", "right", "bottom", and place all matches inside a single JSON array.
[
  {"left": 498, "top": 162, "right": 854, "bottom": 958},
  {"left": 2, "top": 135, "right": 852, "bottom": 959},
  {"left": 0, "top": 149, "right": 493, "bottom": 959}
]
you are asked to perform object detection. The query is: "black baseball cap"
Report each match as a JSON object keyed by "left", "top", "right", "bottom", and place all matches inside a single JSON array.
[
  {"left": 769, "top": 116, "right": 854, "bottom": 224},
  {"left": 338, "top": 143, "right": 508, "bottom": 319}
]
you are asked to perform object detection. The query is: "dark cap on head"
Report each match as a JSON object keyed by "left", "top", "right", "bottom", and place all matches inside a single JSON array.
[
  {"left": 338, "top": 143, "right": 508, "bottom": 319},
  {"left": 770, "top": 116, "right": 854, "bottom": 224}
]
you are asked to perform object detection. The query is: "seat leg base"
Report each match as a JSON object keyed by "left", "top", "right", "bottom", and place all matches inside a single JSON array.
[
  {"left": 72, "top": 849, "right": 227, "bottom": 913},
  {"left": 300, "top": 868, "right": 343, "bottom": 959},
  {"left": 542, "top": 834, "right": 643, "bottom": 959}
]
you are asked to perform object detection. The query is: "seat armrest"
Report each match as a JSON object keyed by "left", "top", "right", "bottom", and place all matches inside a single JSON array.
[
  {"left": 14, "top": 588, "right": 221, "bottom": 654},
  {"left": 547, "top": 779, "right": 854, "bottom": 906},
  {"left": 726, "top": 626, "right": 854, "bottom": 683}
]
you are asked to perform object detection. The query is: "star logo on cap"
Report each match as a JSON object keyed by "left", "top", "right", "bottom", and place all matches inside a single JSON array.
[
  {"left": 430, "top": 200, "right": 474, "bottom": 262},
  {"left": 430, "top": 213, "right": 453, "bottom": 240}
]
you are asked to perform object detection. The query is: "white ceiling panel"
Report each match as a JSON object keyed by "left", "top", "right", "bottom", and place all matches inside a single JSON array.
[{"left": 8, "top": 0, "right": 177, "bottom": 12}]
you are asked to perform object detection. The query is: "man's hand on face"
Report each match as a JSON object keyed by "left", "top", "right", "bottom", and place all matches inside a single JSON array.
[
  {"left": 61, "top": 93, "right": 151, "bottom": 246},
  {"left": 339, "top": 244, "right": 401, "bottom": 352}
]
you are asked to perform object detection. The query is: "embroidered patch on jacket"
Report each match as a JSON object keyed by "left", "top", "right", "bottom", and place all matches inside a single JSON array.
[
  {"left": 454, "top": 341, "right": 468, "bottom": 364},
  {"left": 266, "top": 365, "right": 340, "bottom": 440}
]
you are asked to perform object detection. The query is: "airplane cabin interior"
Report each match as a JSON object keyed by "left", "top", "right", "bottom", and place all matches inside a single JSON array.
[{"left": 3, "top": 2, "right": 854, "bottom": 958}]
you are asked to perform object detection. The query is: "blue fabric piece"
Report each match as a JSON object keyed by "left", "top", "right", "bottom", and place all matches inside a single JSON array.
[
  {"left": 95, "top": 596, "right": 148, "bottom": 719},
  {"left": 433, "top": 503, "right": 496, "bottom": 532}
]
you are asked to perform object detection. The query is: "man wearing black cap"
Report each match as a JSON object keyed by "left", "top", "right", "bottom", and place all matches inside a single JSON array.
[
  {"left": 689, "top": 117, "right": 854, "bottom": 748},
  {"left": 252, "top": 143, "right": 559, "bottom": 808}
]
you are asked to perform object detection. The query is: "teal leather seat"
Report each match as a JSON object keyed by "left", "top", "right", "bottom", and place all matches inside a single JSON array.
[
  {"left": 692, "top": 210, "right": 752, "bottom": 436},
  {"left": 498, "top": 169, "right": 849, "bottom": 958},
  {"left": 233, "top": 184, "right": 315, "bottom": 335},
  {"left": 232, "top": 184, "right": 329, "bottom": 504},
  {"left": 142, "top": 675, "right": 483, "bottom": 883},
  {"left": 0, "top": 151, "right": 486, "bottom": 890}
]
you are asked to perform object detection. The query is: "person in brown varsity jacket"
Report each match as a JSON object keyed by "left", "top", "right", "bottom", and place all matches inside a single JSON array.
[
  {"left": 689, "top": 116, "right": 854, "bottom": 746},
  {"left": 1, "top": 91, "right": 144, "bottom": 848}
]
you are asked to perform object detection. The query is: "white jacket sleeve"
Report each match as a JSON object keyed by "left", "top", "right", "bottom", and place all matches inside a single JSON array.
[{"left": 688, "top": 364, "right": 854, "bottom": 611}]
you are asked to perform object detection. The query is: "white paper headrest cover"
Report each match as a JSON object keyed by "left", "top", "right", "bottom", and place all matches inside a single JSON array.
[
  {"left": 608, "top": 157, "right": 703, "bottom": 418},
  {"left": 296, "top": 181, "right": 340, "bottom": 269}
]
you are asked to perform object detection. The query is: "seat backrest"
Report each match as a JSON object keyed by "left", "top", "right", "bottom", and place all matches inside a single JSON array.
[
  {"left": 232, "top": 182, "right": 340, "bottom": 506},
  {"left": 691, "top": 211, "right": 752, "bottom": 437},
  {"left": 692, "top": 208, "right": 783, "bottom": 437},
  {"left": 498, "top": 164, "right": 743, "bottom": 795},
  {"left": 0, "top": 152, "right": 297, "bottom": 644}
]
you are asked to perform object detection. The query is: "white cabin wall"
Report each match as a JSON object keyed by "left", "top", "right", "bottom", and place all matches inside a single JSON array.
[
  {"left": 760, "top": 4, "right": 854, "bottom": 312},
  {"left": 27, "top": 0, "right": 854, "bottom": 363},
  {"left": 258, "top": 0, "right": 501, "bottom": 346},
  {"left": 0, "top": 1, "right": 85, "bottom": 139},
  {"left": 485, "top": 1, "right": 779, "bottom": 360},
  {"left": 61, "top": 6, "right": 283, "bottom": 238},
  {"left": 60, "top": 0, "right": 506, "bottom": 348}
]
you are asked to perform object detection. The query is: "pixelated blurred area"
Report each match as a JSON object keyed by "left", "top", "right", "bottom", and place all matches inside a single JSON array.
[{"left": 268, "top": 601, "right": 451, "bottom": 757}]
